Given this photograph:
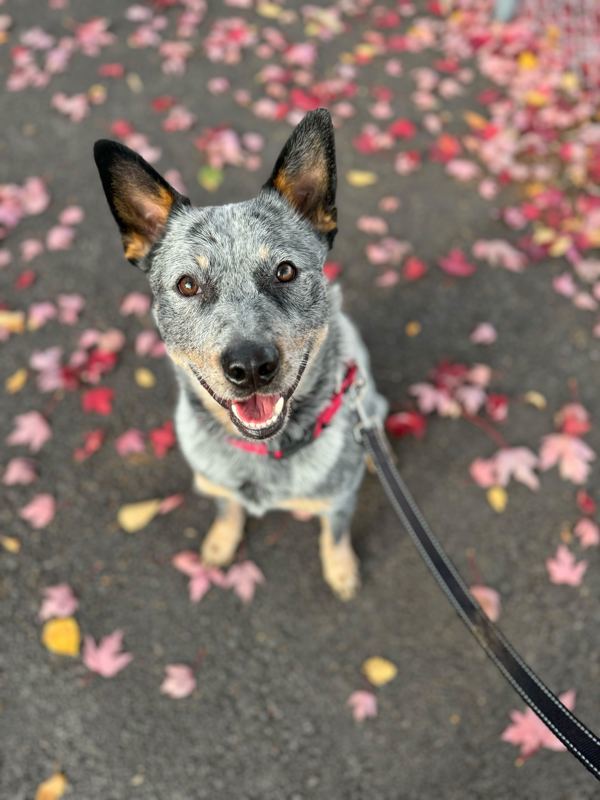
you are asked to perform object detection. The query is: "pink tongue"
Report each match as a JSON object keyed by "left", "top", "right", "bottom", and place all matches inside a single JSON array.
[{"left": 234, "top": 394, "right": 279, "bottom": 423}]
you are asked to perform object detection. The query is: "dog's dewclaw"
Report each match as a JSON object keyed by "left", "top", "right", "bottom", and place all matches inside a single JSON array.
[
  {"left": 319, "top": 525, "right": 360, "bottom": 601},
  {"left": 201, "top": 501, "right": 245, "bottom": 567}
]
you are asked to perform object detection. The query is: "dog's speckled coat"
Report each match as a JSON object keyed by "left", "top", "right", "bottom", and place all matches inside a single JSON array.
[{"left": 94, "top": 109, "right": 386, "bottom": 598}]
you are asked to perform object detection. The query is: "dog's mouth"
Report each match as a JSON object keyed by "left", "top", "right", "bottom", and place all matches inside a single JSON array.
[{"left": 189, "top": 353, "right": 309, "bottom": 440}]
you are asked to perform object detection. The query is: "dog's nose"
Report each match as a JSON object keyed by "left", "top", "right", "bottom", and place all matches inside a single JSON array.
[{"left": 221, "top": 341, "right": 280, "bottom": 390}]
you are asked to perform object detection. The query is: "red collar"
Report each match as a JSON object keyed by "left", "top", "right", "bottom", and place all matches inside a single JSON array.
[{"left": 227, "top": 362, "right": 358, "bottom": 459}]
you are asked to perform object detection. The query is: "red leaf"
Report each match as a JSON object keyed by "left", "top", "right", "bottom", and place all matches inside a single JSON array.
[
  {"left": 402, "top": 256, "right": 427, "bottom": 281},
  {"left": 81, "top": 387, "right": 114, "bottom": 415},
  {"left": 385, "top": 411, "right": 427, "bottom": 438},
  {"left": 149, "top": 420, "right": 175, "bottom": 457},
  {"left": 438, "top": 248, "right": 477, "bottom": 277},
  {"left": 576, "top": 490, "right": 596, "bottom": 516}
]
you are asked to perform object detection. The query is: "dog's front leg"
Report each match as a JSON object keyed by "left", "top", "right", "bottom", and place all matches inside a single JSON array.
[
  {"left": 201, "top": 497, "right": 246, "bottom": 567},
  {"left": 319, "top": 502, "right": 360, "bottom": 601}
]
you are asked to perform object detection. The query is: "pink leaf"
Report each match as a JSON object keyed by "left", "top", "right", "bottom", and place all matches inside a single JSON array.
[
  {"left": 120, "top": 292, "right": 151, "bottom": 317},
  {"left": 445, "top": 159, "right": 480, "bottom": 182},
  {"left": 472, "top": 240, "right": 526, "bottom": 272},
  {"left": 19, "top": 493, "right": 56, "bottom": 529},
  {"left": 171, "top": 551, "right": 226, "bottom": 602},
  {"left": 470, "top": 585, "right": 501, "bottom": 622},
  {"left": 46, "top": 225, "right": 75, "bottom": 250},
  {"left": 539, "top": 434, "right": 595, "bottom": 485},
  {"left": 59, "top": 205, "right": 84, "bottom": 226},
  {"left": 160, "top": 664, "right": 196, "bottom": 699},
  {"left": 82, "top": 630, "right": 133, "bottom": 678},
  {"left": 115, "top": 429, "right": 145, "bottom": 456},
  {"left": 470, "top": 322, "right": 497, "bottom": 345},
  {"left": 7, "top": 411, "right": 52, "bottom": 452},
  {"left": 438, "top": 248, "right": 476, "bottom": 277},
  {"left": 347, "top": 690, "right": 378, "bottom": 722},
  {"left": 224, "top": 560, "right": 265, "bottom": 604},
  {"left": 494, "top": 448, "right": 539, "bottom": 491},
  {"left": 502, "top": 690, "right": 576, "bottom": 757},
  {"left": 3, "top": 457, "right": 37, "bottom": 485},
  {"left": 573, "top": 518, "right": 600, "bottom": 548},
  {"left": 546, "top": 545, "right": 587, "bottom": 586},
  {"left": 39, "top": 583, "right": 78, "bottom": 621}
]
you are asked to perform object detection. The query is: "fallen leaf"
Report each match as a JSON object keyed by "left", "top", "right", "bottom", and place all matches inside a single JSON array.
[
  {"left": 5, "top": 367, "right": 27, "bottom": 393},
  {"left": 160, "top": 664, "right": 197, "bottom": 698},
  {"left": 546, "top": 545, "right": 587, "bottom": 586},
  {"left": 346, "top": 170, "right": 378, "bottom": 187},
  {"left": 502, "top": 690, "right": 576, "bottom": 757},
  {"left": 362, "top": 656, "right": 397, "bottom": 687},
  {"left": 135, "top": 367, "right": 156, "bottom": 388},
  {"left": 42, "top": 617, "right": 81, "bottom": 656},
  {"left": 39, "top": 584, "right": 79, "bottom": 621},
  {"left": 487, "top": 486, "right": 507, "bottom": 513},
  {"left": 6, "top": 411, "right": 51, "bottom": 452},
  {"left": 348, "top": 690, "right": 378, "bottom": 722},
  {"left": 83, "top": 630, "right": 133, "bottom": 677},
  {"left": 117, "top": 499, "right": 162, "bottom": 533},
  {"left": 19, "top": 493, "right": 56, "bottom": 529},
  {"left": 539, "top": 434, "right": 595, "bottom": 484},
  {"left": 573, "top": 518, "right": 600, "bottom": 548},
  {"left": 470, "top": 584, "right": 501, "bottom": 621},
  {"left": 35, "top": 772, "right": 68, "bottom": 800},
  {"left": 3, "top": 457, "right": 37, "bottom": 485},
  {"left": 438, "top": 248, "right": 476, "bottom": 277},
  {"left": 224, "top": 560, "right": 265, "bottom": 603}
]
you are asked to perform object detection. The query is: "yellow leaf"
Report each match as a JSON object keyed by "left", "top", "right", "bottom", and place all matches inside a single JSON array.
[
  {"left": 35, "top": 773, "right": 68, "bottom": 800},
  {"left": 118, "top": 499, "right": 162, "bottom": 532},
  {"left": 346, "top": 170, "right": 378, "bottom": 188},
  {"left": 5, "top": 368, "right": 27, "bottom": 394},
  {"left": 257, "top": 2, "right": 281, "bottom": 17},
  {"left": 1, "top": 535, "right": 21, "bottom": 553},
  {"left": 549, "top": 236, "right": 571, "bottom": 257},
  {"left": 463, "top": 111, "right": 487, "bottom": 130},
  {"left": 525, "top": 90, "right": 547, "bottom": 108},
  {"left": 518, "top": 51, "right": 538, "bottom": 70},
  {"left": 0, "top": 310, "right": 26, "bottom": 334},
  {"left": 135, "top": 367, "right": 155, "bottom": 388},
  {"left": 405, "top": 321, "right": 421, "bottom": 337},
  {"left": 524, "top": 390, "right": 546, "bottom": 410},
  {"left": 487, "top": 486, "right": 507, "bottom": 513},
  {"left": 560, "top": 71, "right": 579, "bottom": 93},
  {"left": 42, "top": 617, "right": 81, "bottom": 657},
  {"left": 532, "top": 226, "right": 554, "bottom": 245},
  {"left": 362, "top": 656, "right": 398, "bottom": 687}
]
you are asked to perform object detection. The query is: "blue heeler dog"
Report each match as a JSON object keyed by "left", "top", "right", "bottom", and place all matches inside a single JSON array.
[{"left": 94, "top": 108, "right": 386, "bottom": 600}]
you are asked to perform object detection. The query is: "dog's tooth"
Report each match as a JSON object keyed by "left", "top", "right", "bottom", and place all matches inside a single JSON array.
[{"left": 274, "top": 397, "right": 284, "bottom": 415}]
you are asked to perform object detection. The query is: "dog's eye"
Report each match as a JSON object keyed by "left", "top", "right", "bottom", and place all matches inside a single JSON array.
[
  {"left": 177, "top": 275, "right": 199, "bottom": 297},
  {"left": 275, "top": 261, "right": 297, "bottom": 283}
]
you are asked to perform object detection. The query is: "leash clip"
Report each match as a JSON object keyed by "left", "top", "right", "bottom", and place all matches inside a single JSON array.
[{"left": 350, "top": 374, "right": 380, "bottom": 443}]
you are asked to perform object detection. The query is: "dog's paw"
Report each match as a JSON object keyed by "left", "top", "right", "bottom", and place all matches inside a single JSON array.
[
  {"left": 320, "top": 534, "right": 361, "bottom": 601},
  {"left": 201, "top": 518, "right": 242, "bottom": 567}
]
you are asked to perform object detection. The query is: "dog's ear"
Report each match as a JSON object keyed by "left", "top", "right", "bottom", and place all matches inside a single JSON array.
[
  {"left": 93, "top": 140, "right": 189, "bottom": 268},
  {"left": 263, "top": 108, "right": 337, "bottom": 246}
]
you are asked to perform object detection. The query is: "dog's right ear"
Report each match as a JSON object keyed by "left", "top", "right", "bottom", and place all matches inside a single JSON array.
[{"left": 93, "top": 140, "right": 189, "bottom": 268}]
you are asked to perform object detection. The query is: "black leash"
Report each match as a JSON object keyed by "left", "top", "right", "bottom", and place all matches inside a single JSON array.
[{"left": 353, "top": 393, "right": 600, "bottom": 781}]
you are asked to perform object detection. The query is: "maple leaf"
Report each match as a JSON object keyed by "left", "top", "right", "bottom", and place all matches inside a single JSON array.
[
  {"left": 546, "top": 545, "right": 587, "bottom": 586},
  {"left": 539, "top": 434, "right": 595, "bottom": 484},
  {"left": 81, "top": 387, "right": 114, "bottom": 415},
  {"left": 470, "top": 322, "right": 497, "bottom": 345},
  {"left": 224, "top": 561, "right": 265, "bottom": 604},
  {"left": 470, "top": 584, "right": 501, "bottom": 622},
  {"left": 347, "top": 690, "right": 378, "bottom": 722},
  {"left": 115, "top": 429, "right": 145, "bottom": 456},
  {"left": 19, "top": 493, "right": 56, "bottom": 529},
  {"left": 171, "top": 550, "right": 226, "bottom": 602},
  {"left": 6, "top": 411, "right": 51, "bottom": 452},
  {"left": 3, "top": 457, "right": 37, "bottom": 485},
  {"left": 82, "top": 630, "right": 133, "bottom": 678},
  {"left": 573, "top": 518, "right": 600, "bottom": 548},
  {"left": 149, "top": 420, "right": 175, "bottom": 457},
  {"left": 160, "top": 664, "right": 197, "bottom": 699},
  {"left": 120, "top": 292, "right": 151, "bottom": 316},
  {"left": 494, "top": 447, "right": 540, "bottom": 491},
  {"left": 39, "top": 584, "right": 78, "bottom": 621},
  {"left": 472, "top": 240, "right": 526, "bottom": 272},
  {"left": 501, "top": 690, "right": 576, "bottom": 757},
  {"left": 385, "top": 411, "right": 427, "bottom": 439},
  {"left": 438, "top": 248, "right": 476, "bottom": 277}
]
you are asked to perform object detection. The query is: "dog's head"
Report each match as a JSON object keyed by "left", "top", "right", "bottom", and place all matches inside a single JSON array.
[{"left": 94, "top": 109, "right": 337, "bottom": 440}]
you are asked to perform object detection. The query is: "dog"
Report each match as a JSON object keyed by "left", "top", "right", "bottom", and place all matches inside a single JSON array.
[{"left": 94, "top": 108, "right": 387, "bottom": 600}]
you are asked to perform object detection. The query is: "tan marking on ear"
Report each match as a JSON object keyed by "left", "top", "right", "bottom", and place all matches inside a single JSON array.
[
  {"left": 196, "top": 254, "right": 209, "bottom": 269},
  {"left": 124, "top": 231, "right": 151, "bottom": 261},
  {"left": 201, "top": 497, "right": 245, "bottom": 567},
  {"left": 319, "top": 519, "right": 360, "bottom": 601},
  {"left": 115, "top": 183, "right": 175, "bottom": 260},
  {"left": 273, "top": 166, "right": 335, "bottom": 235},
  {"left": 258, "top": 245, "right": 270, "bottom": 260},
  {"left": 278, "top": 497, "right": 331, "bottom": 515}
]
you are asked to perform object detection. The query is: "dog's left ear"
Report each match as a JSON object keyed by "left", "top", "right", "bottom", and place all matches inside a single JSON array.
[
  {"left": 93, "top": 139, "right": 189, "bottom": 268},
  {"left": 263, "top": 108, "right": 337, "bottom": 246}
]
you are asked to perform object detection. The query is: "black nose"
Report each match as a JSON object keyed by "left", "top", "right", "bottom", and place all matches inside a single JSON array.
[{"left": 221, "top": 340, "right": 280, "bottom": 390}]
